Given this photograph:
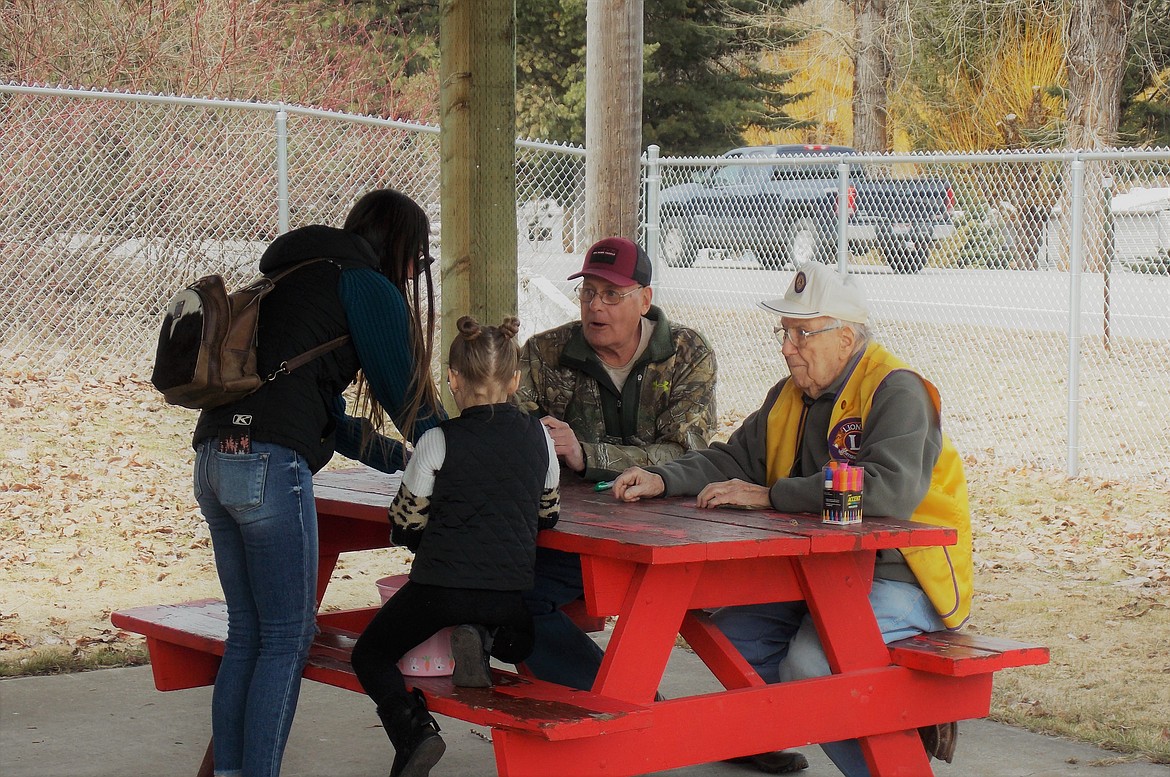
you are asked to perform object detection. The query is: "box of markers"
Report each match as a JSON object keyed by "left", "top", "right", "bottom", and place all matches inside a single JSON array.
[{"left": 822, "top": 461, "right": 863, "bottom": 525}]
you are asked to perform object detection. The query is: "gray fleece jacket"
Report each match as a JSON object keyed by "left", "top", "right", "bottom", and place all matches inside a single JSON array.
[{"left": 647, "top": 349, "right": 943, "bottom": 583}]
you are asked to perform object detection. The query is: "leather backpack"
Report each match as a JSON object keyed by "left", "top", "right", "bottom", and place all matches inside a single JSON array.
[{"left": 150, "top": 259, "right": 349, "bottom": 410}]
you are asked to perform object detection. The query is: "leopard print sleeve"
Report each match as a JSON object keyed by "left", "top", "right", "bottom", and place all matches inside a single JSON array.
[
  {"left": 389, "top": 482, "right": 430, "bottom": 551},
  {"left": 538, "top": 486, "right": 560, "bottom": 530}
]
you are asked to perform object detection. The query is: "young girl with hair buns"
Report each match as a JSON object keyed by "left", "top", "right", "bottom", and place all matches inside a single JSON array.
[{"left": 350, "top": 315, "right": 560, "bottom": 777}]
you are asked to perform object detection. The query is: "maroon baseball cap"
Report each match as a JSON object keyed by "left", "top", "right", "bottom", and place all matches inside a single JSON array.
[{"left": 567, "top": 237, "right": 652, "bottom": 287}]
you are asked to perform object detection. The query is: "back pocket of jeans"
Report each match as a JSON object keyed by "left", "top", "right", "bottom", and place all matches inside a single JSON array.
[{"left": 211, "top": 450, "right": 268, "bottom": 514}]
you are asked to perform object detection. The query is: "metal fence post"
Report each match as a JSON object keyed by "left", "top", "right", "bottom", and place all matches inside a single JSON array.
[
  {"left": 1066, "top": 157, "right": 1085, "bottom": 477},
  {"left": 644, "top": 144, "right": 662, "bottom": 273},
  {"left": 275, "top": 107, "right": 290, "bottom": 235},
  {"left": 1102, "top": 174, "right": 1115, "bottom": 352},
  {"left": 836, "top": 161, "right": 851, "bottom": 271}
]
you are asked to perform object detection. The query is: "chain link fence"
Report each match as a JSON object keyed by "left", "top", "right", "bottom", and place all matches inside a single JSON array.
[
  {"left": 639, "top": 148, "right": 1170, "bottom": 482},
  {"left": 3, "top": 84, "right": 1168, "bottom": 481},
  {"left": 527, "top": 145, "right": 1170, "bottom": 481}
]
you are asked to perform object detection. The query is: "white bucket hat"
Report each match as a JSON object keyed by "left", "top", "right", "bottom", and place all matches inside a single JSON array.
[{"left": 759, "top": 261, "right": 869, "bottom": 324}]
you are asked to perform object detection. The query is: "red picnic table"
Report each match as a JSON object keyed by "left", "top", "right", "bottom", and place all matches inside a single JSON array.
[{"left": 113, "top": 466, "right": 1047, "bottom": 776}]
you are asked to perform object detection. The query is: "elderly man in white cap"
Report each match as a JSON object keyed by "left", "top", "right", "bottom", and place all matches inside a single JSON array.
[{"left": 612, "top": 261, "right": 973, "bottom": 776}]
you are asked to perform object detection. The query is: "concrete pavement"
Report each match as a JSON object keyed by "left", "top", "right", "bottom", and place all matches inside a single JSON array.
[{"left": 3, "top": 643, "right": 1167, "bottom": 777}]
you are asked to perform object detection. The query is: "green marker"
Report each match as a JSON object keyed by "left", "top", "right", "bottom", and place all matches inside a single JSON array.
[{"left": 594, "top": 480, "right": 614, "bottom": 492}]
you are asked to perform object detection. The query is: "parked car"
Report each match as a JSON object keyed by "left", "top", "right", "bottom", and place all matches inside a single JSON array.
[
  {"left": 657, "top": 144, "right": 956, "bottom": 273},
  {"left": 1111, "top": 187, "right": 1170, "bottom": 274}
]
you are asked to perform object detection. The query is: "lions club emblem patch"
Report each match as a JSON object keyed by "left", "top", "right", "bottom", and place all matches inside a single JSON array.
[
  {"left": 793, "top": 271, "right": 807, "bottom": 294},
  {"left": 828, "top": 417, "right": 863, "bottom": 461}
]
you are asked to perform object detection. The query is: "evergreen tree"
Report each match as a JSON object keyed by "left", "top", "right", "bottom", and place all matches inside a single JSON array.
[
  {"left": 515, "top": 0, "right": 589, "bottom": 144},
  {"left": 372, "top": 0, "right": 809, "bottom": 154},
  {"left": 1119, "top": 0, "right": 1170, "bottom": 146},
  {"left": 641, "top": 0, "right": 810, "bottom": 155}
]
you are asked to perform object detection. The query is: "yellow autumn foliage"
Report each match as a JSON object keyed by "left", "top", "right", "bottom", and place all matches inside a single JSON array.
[
  {"left": 749, "top": 0, "right": 1067, "bottom": 152},
  {"left": 748, "top": 0, "right": 854, "bottom": 147},
  {"left": 899, "top": 24, "right": 1066, "bottom": 150}
]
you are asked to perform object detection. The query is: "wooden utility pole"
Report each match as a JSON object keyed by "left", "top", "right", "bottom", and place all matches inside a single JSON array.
[
  {"left": 585, "top": 0, "right": 643, "bottom": 242},
  {"left": 439, "top": 0, "right": 518, "bottom": 409}
]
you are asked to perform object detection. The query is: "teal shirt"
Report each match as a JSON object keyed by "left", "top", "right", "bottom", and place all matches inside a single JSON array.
[{"left": 332, "top": 266, "right": 445, "bottom": 471}]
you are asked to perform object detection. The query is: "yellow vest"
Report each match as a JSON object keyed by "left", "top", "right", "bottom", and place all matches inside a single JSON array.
[{"left": 765, "top": 342, "right": 973, "bottom": 628}]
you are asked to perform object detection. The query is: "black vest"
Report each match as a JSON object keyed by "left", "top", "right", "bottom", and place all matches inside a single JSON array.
[{"left": 409, "top": 404, "right": 549, "bottom": 591}]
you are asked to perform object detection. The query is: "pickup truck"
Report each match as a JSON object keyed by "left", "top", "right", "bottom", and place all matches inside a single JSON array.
[{"left": 656, "top": 144, "right": 956, "bottom": 274}]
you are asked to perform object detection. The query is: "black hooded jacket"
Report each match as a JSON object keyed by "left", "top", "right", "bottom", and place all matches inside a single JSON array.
[{"left": 193, "top": 225, "right": 378, "bottom": 472}]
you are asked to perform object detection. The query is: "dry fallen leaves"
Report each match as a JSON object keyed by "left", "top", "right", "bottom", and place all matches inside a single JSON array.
[{"left": 0, "top": 368, "right": 411, "bottom": 658}]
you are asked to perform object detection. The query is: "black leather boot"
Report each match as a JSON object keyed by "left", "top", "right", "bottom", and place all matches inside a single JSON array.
[
  {"left": 919, "top": 721, "right": 958, "bottom": 763},
  {"left": 725, "top": 750, "right": 809, "bottom": 773},
  {"left": 378, "top": 689, "right": 446, "bottom": 777},
  {"left": 450, "top": 624, "right": 493, "bottom": 688}
]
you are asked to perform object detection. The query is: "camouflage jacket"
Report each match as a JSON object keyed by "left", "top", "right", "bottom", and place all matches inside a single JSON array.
[{"left": 516, "top": 305, "right": 717, "bottom": 481}]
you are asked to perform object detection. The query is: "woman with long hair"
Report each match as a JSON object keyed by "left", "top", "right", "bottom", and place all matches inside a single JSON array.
[{"left": 191, "top": 189, "right": 444, "bottom": 777}]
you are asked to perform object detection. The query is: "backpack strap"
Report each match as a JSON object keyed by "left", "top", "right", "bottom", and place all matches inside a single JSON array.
[
  {"left": 260, "top": 257, "right": 353, "bottom": 382},
  {"left": 265, "top": 335, "right": 351, "bottom": 382}
]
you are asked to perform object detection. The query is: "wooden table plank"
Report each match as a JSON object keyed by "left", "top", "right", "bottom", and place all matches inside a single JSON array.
[
  {"left": 548, "top": 478, "right": 955, "bottom": 562},
  {"left": 312, "top": 469, "right": 956, "bottom": 563}
]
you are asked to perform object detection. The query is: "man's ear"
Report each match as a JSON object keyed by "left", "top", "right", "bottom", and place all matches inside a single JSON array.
[
  {"left": 640, "top": 285, "right": 653, "bottom": 314},
  {"left": 839, "top": 323, "right": 857, "bottom": 354}
]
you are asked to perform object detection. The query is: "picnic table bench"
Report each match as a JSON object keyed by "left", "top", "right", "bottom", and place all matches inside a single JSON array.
[
  {"left": 111, "top": 598, "right": 645, "bottom": 742},
  {"left": 112, "top": 468, "right": 1048, "bottom": 776}
]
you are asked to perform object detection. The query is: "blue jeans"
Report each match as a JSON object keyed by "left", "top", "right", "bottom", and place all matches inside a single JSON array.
[
  {"left": 520, "top": 548, "right": 605, "bottom": 690},
  {"left": 709, "top": 578, "right": 945, "bottom": 777},
  {"left": 194, "top": 441, "right": 319, "bottom": 777}
]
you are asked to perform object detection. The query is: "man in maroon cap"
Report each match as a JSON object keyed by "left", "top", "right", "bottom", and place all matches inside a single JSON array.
[
  {"left": 518, "top": 235, "right": 714, "bottom": 487},
  {"left": 514, "top": 238, "right": 809, "bottom": 773}
]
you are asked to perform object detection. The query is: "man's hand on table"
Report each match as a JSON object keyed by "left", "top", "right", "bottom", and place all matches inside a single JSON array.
[
  {"left": 540, "top": 415, "right": 586, "bottom": 473},
  {"left": 614, "top": 470, "right": 773, "bottom": 511},
  {"left": 612, "top": 467, "right": 665, "bottom": 501},
  {"left": 696, "top": 479, "right": 772, "bottom": 510}
]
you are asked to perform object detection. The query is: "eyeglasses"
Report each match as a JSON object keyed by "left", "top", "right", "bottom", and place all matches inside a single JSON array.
[
  {"left": 773, "top": 323, "right": 843, "bottom": 347},
  {"left": 574, "top": 283, "right": 643, "bottom": 306},
  {"left": 415, "top": 250, "right": 434, "bottom": 276}
]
